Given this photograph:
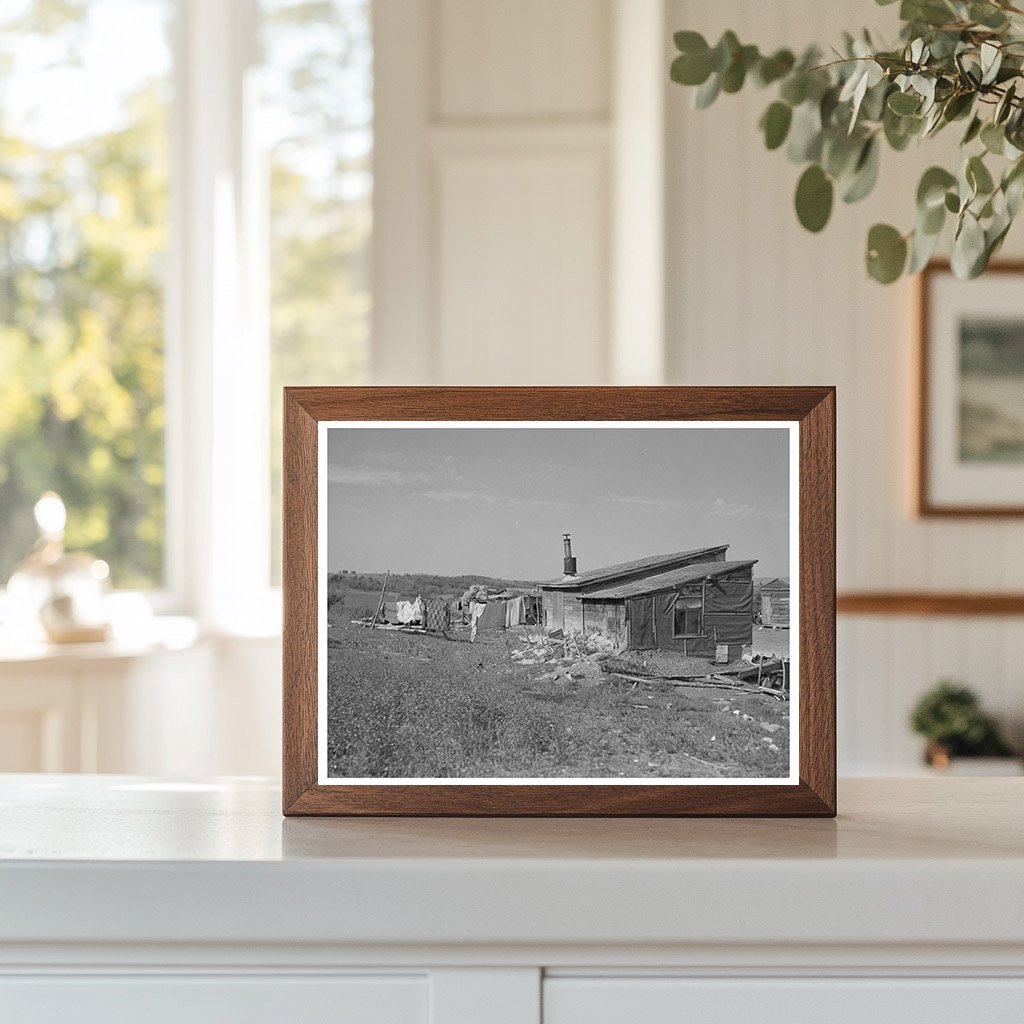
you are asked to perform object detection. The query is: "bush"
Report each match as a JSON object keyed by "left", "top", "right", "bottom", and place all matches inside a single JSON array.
[{"left": 909, "top": 680, "right": 1013, "bottom": 758}]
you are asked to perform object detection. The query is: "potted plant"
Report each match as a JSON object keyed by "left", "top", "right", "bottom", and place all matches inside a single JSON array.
[
  {"left": 670, "top": 0, "right": 1024, "bottom": 283},
  {"left": 909, "top": 680, "right": 1019, "bottom": 772}
]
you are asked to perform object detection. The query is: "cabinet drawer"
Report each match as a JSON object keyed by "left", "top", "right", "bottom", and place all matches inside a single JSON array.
[
  {"left": 544, "top": 977, "right": 1024, "bottom": 1024},
  {"left": 0, "top": 974, "right": 427, "bottom": 1024}
]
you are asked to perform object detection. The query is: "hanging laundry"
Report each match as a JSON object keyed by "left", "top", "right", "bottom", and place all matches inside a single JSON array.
[
  {"left": 396, "top": 597, "right": 425, "bottom": 624},
  {"left": 469, "top": 600, "right": 487, "bottom": 642},
  {"left": 504, "top": 596, "right": 525, "bottom": 627},
  {"left": 425, "top": 599, "right": 450, "bottom": 633},
  {"left": 478, "top": 600, "right": 506, "bottom": 631}
]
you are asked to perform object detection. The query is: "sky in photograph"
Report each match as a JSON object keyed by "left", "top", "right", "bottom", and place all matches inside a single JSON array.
[{"left": 326, "top": 426, "right": 792, "bottom": 580}]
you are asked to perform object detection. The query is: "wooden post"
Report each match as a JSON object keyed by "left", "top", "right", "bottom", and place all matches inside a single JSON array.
[{"left": 370, "top": 570, "right": 390, "bottom": 629}]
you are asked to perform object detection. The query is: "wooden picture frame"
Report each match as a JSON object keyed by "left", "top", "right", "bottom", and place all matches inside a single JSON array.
[
  {"left": 283, "top": 387, "right": 836, "bottom": 817},
  {"left": 917, "top": 260, "right": 1024, "bottom": 517}
]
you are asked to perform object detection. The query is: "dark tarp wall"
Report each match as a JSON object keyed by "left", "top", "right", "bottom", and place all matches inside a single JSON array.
[
  {"left": 477, "top": 600, "right": 507, "bottom": 630},
  {"left": 650, "top": 574, "right": 754, "bottom": 656},
  {"left": 627, "top": 597, "right": 655, "bottom": 649}
]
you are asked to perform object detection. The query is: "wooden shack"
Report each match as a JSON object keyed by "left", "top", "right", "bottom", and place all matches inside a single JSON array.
[
  {"left": 758, "top": 578, "right": 790, "bottom": 628},
  {"left": 539, "top": 542, "right": 757, "bottom": 659}
]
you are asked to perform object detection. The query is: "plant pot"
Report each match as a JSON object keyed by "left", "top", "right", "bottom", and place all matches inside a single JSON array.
[{"left": 924, "top": 744, "right": 1023, "bottom": 776}]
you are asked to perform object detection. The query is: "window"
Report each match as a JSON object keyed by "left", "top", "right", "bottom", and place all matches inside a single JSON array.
[
  {"left": 672, "top": 593, "right": 703, "bottom": 638},
  {"left": 262, "top": 0, "right": 372, "bottom": 581},
  {"left": 0, "top": 0, "right": 373, "bottom": 619},
  {"left": 0, "top": 0, "right": 172, "bottom": 589}
]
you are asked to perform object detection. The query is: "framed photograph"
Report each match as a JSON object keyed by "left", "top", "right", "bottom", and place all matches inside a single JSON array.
[
  {"left": 918, "top": 261, "right": 1024, "bottom": 516},
  {"left": 283, "top": 387, "right": 835, "bottom": 816}
]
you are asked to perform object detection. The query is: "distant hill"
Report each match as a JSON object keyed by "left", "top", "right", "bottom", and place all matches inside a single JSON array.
[{"left": 327, "top": 571, "right": 539, "bottom": 604}]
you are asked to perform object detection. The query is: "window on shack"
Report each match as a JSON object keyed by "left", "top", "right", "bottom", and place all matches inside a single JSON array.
[{"left": 672, "top": 594, "right": 703, "bottom": 638}]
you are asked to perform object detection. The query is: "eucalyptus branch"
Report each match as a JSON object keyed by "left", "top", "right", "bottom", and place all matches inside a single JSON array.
[{"left": 670, "top": 0, "right": 1024, "bottom": 283}]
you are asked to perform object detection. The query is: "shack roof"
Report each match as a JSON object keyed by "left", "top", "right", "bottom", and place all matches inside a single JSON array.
[
  {"left": 581, "top": 560, "right": 758, "bottom": 600},
  {"left": 540, "top": 545, "right": 729, "bottom": 590},
  {"left": 759, "top": 577, "right": 789, "bottom": 592}
]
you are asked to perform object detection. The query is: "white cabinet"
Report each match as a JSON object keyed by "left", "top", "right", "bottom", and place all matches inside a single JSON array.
[
  {"left": 1, "top": 975, "right": 428, "bottom": 1024},
  {"left": 544, "top": 978, "right": 1024, "bottom": 1024},
  {"left": 1, "top": 777, "right": 1023, "bottom": 1023}
]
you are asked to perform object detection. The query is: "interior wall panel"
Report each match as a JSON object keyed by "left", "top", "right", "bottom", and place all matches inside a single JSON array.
[
  {"left": 427, "top": 0, "right": 615, "bottom": 385},
  {"left": 438, "top": 0, "right": 611, "bottom": 120},
  {"left": 436, "top": 152, "right": 608, "bottom": 384}
]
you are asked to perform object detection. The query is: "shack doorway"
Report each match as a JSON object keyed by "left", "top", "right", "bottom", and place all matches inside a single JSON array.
[{"left": 628, "top": 596, "right": 656, "bottom": 649}]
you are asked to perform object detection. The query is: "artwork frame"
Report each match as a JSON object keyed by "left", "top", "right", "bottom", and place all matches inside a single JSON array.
[
  {"left": 917, "top": 261, "right": 1024, "bottom": 517},
  {"left": 282, "top": 387, "right": 836, "bottom": 817}
]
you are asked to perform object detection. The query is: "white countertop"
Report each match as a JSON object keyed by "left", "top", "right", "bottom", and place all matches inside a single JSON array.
[{"left": 2, "top": 775, "right": 1023, "bottom": 951}]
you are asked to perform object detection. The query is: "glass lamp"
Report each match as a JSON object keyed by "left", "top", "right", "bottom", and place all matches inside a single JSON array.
[{"left": 5, "top": 493, "right": 111, "bottom": 644}]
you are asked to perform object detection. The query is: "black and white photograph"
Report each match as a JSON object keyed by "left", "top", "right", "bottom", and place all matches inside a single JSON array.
[{"left": 320, "top": 423, "right": 797, "bottom": 783}]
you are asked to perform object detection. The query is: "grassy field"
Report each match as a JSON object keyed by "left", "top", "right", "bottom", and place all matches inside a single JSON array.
[{"left": 326, "top": 592, "right": 790, "bottom": 780}]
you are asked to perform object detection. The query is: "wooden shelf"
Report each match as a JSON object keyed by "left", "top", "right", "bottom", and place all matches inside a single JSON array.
[{"left": 838, "top": 592, "right": 1024, "bottom": 616}]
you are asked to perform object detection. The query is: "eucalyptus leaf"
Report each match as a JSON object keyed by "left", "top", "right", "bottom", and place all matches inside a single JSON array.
[
  {"left": 842, "top": 137, "right": 881, "bottom": 203},
  {"left": 779, "top": 74, "right": 807, "bottom": 106},
  {"left": 795, "top": 164, "right": 834, "bottom": 232},
  {"left": 866, "top": 223, "right": 908, "bottom": 283},
  {"left": 951, "top": 211, "right": 987, "bottom": 278},
  {"left": 917, "top": 166, "right": 957, "bottom": 210},
  {"left": 754, "top": 49, "right": 795, "bottom": 87},
  {"left": 970, "top": 2, "right": 1009, "bottom": 29},
  {"left": 884, "top": 106, "right": 922, "bottom": 150},
  {"left": 996, "top": 82, "right": 1017, "bottom": 124},
  {"left": 908, "top": 221, "right": 943, "bottom": 273},
  {"left": 942, "top": 91, "right": 974, "bottom": 122},
  {"left": 822, "top": 128, "right": 864, "bottom": 178},
  {"left": 1004, "top": 158, "right": 1024, "bottom": 216},
  {"left": 860, "top": 79, "right": 892, "bottom": 122},
  {"left": 710, "top": 31, "right": 740, "bottom": 73},
  {"left": 920, "top": 200, "right": 946, "bottom": 235},
  {"left": 671, "top": 50, "right": 712, "bottom": 87},
  {"left": 760, "top": 102, "right": 793, "bottom": 150},
  {"left": 967, "top": 154, "right": 995, "bottom": 195},
  {"left": 962, "top": 115, "right": 983, "bottom": 145},
  {"left": 888, "top": 90, "right": 921, "bottom": 115},
  {"left": 981, "top": 121, "right": 1006, "bottom": 155},
  {"left": 980, "top": 42, "right": 1003, "bottom": 86},
  {"left": 721, "top": 44, "right": 759, "bottom": 92},
  {"left": 694, "top": 73, "right": 721, "bottom": 109},
  {"left": 787, "top": 101, "right": 823, "bottom": 162}
]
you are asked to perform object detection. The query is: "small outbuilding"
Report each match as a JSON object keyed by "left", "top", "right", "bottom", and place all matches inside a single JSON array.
[
  {"left": 758, "top": 578, "right": 790, "bottom": 628},
  {"left": 539, "top": 537, "right": 757, "bottom": 659}
]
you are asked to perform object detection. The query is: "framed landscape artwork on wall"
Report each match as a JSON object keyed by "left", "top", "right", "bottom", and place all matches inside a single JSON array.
[
  {"left": 918, "top": 262, "right": 1024, "bottom": 517},
  {"left": 282, "top": 387, "right": 836, "bottom": 816}
]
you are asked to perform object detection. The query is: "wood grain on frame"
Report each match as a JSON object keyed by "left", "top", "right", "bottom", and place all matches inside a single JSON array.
[
  {"left": 282, "top": 387, "right": 836, "bottom": 817},
  {"left": 916, "top": 260, "right": 1024, "bottom": 518}
]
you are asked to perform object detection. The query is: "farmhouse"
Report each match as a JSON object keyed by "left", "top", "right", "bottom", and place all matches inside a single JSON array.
[
  {"left": 540, "top": 536, "right": 757, "bottom": 659},
  {"left": 758, "top": 577, "right": 790, "bottom": 628}
]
